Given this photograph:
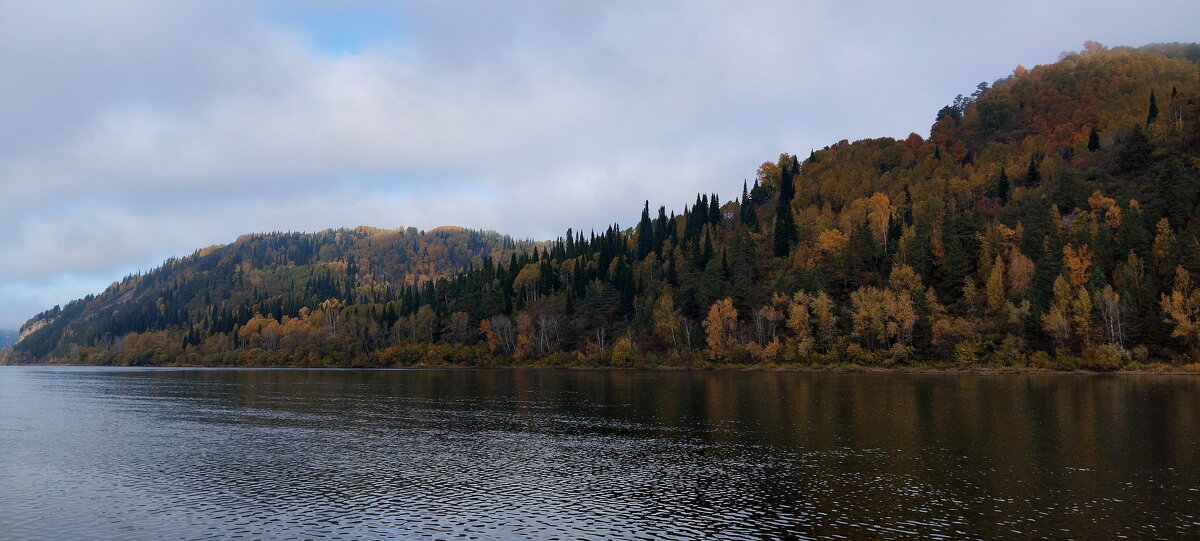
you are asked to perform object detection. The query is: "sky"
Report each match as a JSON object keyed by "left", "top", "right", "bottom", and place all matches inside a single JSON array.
[{"left": 1, "top": 0, "right": 1197, "bottom": 330}]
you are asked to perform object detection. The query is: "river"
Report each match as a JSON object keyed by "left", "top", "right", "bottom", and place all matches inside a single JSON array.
[{"left": 0, "top": 367, "right": 1197, "bottom": 539}]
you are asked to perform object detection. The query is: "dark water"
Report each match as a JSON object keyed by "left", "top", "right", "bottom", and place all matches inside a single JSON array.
[{"left": 1, "top": 367, "right": 1198, "bottom": 540}]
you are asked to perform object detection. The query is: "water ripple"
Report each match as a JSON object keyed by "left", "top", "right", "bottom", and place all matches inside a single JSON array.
[{"left": 1, "top": 367, "right": 1198, "bottom": 539}]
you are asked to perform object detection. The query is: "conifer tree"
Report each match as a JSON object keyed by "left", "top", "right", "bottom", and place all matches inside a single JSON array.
[
  {"left": 1156, "top": 156, "right": 1194, "bottom": 228},
  {"left": 654, "top": 206, "right": 668, "bottom": 255},
  {"left": 727, "top": 229, "right": 754, "bottom": 312},
  {"left": 742, "top": 188, "right": 760, "bottom": 231},
  {"left": 773, "top": 159, "right": 797, "bottom": 257},
  {"left": 1147, "top": 89, "right": 1159, "bottom": 125},
  {"left": 739, "top": 181, "right": 755, "bottom": 227},
  {"left": 1026, "top": 156, "right": 1041, "bottom": 186},
  {"left": 1088, "top": 126, "right": 1101, "bottom": 151},
  {"left": 636, "top": 201, "right": 654, "bottom": 259},
  {"left": 1116, "top": 124, "right": 1152, "bottom": 173},
  {"left": 994, "top": 168, "right": 1010, "bottom": 203}
]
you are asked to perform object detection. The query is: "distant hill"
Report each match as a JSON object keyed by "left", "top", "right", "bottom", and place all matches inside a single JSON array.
[
  {"left": 6, "top": 43, "right": 1200, "bottom": 369},
  {"left": 7, "top": 227, "right": 536, "bottom": 364},
  {"left": 0, "top": 330, "right": 16, "bottom": 349}
]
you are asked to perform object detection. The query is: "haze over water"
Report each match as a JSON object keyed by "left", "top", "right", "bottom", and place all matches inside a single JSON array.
[{"left": 1, "top": 367, "right": 1197, "bottom": 539}]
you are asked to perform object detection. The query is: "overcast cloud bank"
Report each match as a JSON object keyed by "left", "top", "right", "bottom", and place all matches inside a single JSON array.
[{"left": 1, "top": 0, "right": 1196, "bottom": 328}]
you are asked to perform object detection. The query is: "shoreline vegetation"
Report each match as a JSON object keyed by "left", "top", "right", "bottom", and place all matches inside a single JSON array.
[
  {"left": 8, "top": 345, "right": 1199, "bottom": 374},
  {"left": 7, "top": 44, "right": 1200, "bottom": 372},
  {"left": 9, "top": 361, "right": 1200, "bottom": 375}
]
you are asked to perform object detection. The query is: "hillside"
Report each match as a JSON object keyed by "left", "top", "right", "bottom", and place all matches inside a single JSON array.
[
  {"left": 7, "top": 227, "right": 535, "bottom": 364},
  {"left": 6, "top": 43, "right": 1200, "bottom": 369}
]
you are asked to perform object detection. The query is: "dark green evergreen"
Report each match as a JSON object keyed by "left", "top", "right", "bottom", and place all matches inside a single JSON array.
[{"left": 1147, "top": 89, "right": 1159, "bottom": 124}]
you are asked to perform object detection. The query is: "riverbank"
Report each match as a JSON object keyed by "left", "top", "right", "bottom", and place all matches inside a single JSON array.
[{"left": 11, "top": 355, "right": 1200, "bottom": 375}]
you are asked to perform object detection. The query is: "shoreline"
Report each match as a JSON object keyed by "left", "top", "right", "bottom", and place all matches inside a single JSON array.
[{"left": 7, "top": 360, "right": 1200, "bottom": 375}]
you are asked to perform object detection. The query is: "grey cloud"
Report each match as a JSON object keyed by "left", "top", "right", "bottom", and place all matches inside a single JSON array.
[{"left": 1, "top": 0, "right": 1198, "bottom": 328}]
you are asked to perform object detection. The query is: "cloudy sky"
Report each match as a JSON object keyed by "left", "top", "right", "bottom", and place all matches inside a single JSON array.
[{"left": 1, "top": 0, "right": 1196, "bottom": 329}]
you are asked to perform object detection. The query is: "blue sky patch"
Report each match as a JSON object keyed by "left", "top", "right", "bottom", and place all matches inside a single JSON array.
[{"left": 263, "top": 1, "right": 408, "bottom": 55}]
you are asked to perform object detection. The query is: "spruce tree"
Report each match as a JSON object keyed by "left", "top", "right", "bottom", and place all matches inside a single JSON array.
[
  {"left": 1116, "top": 124, "right": 1152, "bottom": 173},
  {"left": 727, "top": 229, "right": 754, "bottom": 312},
  {"left": 1026, "top": 156, "right": 1041, "bottom": 186},
  {"left": 740, "top": 180, "right": 759, "bottom": 230},
  {"left": 751, "top": 178, "right": 767, "bottom": 204},
  {"left": 1147, "top": 89, "right": 1159, "bottom": 125},
  {"left": 637, "top": 200, "right": 654, "bottom": 259},
  {"left": 654, "top": 206, "right": 668, "bottom": 255},
  {"left": 1116, "top": 202, "right": 1151, "bottom": 259},
  {"left": 695, "top": 255, "right": 726, "bottom": 313},
  {"left": 1087, "top": 126, "right": 1101, "bottom": 151},
  {"left": 700, "top": 229, "right": 714, "bottom": 269},
  {"left": 1156, "top": 156, "right": 1193, "bottom": 228},
  {"left": 995, "top": 168, "right": 1010, "bottom": 203},
  {"left": 845, "top": 220, "right": 880, "bottom": 285},
  {"left": 938, "top": 212, "right": 981, "bottom": 302},
  {"left": 773, "top": 159, "right": 797, "bottom": 257}
]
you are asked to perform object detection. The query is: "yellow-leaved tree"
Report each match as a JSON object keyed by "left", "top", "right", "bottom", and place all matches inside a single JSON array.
[
  {"left": 1161, "top": 266, "right": 1200, "bottom": 357},
  {"left": 1043, "top": 244, "right": 1095, "bottom": 351},
  {"left": 652, "top": 293, "right": 681, "bottom": 353},
  {"left": 703, "top": 298, "right": 739, "bottom": 361}
]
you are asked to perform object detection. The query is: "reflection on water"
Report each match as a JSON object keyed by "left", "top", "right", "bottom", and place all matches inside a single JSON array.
[{"left": 1, "top": 367, "right": 1197, "bottom": 539}]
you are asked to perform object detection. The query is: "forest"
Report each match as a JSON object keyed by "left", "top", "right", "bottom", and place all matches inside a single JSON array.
[{"left": 5, "top": 43, "right": 1200, "bottom": 370}]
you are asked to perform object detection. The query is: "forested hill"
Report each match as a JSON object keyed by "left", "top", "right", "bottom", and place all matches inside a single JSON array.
[
  {"left": 8, "top": 227, "right": 536, "bottom": 363},
  {"left": 6, "top": 42, "right": 1200, "bottom": 369}
]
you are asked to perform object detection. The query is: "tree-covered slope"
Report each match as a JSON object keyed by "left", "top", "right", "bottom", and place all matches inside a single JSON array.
[
  {"left": 5, "top": 43, "right": 1200, "bottom": 369},
  {"left": 7, "top": 226, "right": 535, "bottom": 363}
]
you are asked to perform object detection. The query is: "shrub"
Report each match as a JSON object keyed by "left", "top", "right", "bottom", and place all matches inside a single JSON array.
[
  {"left": 1030, "top": 350, "right": 1053, "bottom": 369},
  {"left": 953, "top": 340, "right": 984, "bottom": 366},
  {"left": 1080, "top": 344, "right": 1127, "bottom": 371}
]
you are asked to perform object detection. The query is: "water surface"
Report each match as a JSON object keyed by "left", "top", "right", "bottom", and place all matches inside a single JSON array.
[{"left": 1, "top": 367, "right": 1197, "bottom": 539}]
